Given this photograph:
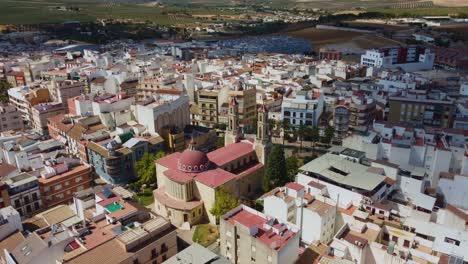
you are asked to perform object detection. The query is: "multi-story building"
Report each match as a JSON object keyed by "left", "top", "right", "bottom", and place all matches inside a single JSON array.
[
  {"left": 160, "top": 126, "right": 185, "bottom": 153},
  {"left": 48, "top": 80, "right": 86, "bottom": 109},
  {"left": 137, "top": 76, "right": 179, "bottom": 102},
  {"left": 119, "top": 78, "right": 139, "bottom": 99},
  {"left": 5, "top": 71, "right": 26, "bottom": 87},
  {"left": 229, "top": 85, "right": 257, "bottom": 130},
  {"left": 31, "top": 102, "right": 66, "bottom": 135},
  {"left": 263, "top": 182, "right": 337, "bottom": 245},
  {"left": 0, "top": 206, "right": 22, "bottom": 241},
  {"left": 38, "top": 161, "right": 92, "bottom": 210},
  {"left": 388, "top": 91, "right": 455, "bottom": 128},
  {"left": 8, "top": 85, "right": 50, "bottom": 123},
  {"left": 333, "top": 100, "right": 351, "bottom": 139},
  {"left": 3, "top": 173, "right": 42, "bottom": 218},
  {"left": 319, "top": 48, "right": 342, "bottom": 61},
  {"left": 87, "top": 136, "right": 165, "bottom": 184},
  {"left": 220, "top": 205, "right": 301, "bottom": 264},
  {"left": 197, "top": 89, "right": 219, "bottom": 128},
  {"left": 61, "top": 217, "right": 177, "bottom": 264},
  {"left": 136, "top": 90, "right": 190, "bottom": 135},
  {"left": 348, "top": 92, "right": 376, "bottom": 132},
  {"left": 0, "top": 104, "right": 23, "bottom": 132},
  {"left": 282, "top": 90, "right": 324, "bottom": 127},
  {"left": 296, "top": 151, "right": 395, "bottom": 209},
  {"left": 361, "top": 45, "right": 435, "bottom": 71}
]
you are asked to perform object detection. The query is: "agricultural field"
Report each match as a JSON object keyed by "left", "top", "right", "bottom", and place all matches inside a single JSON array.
[{"left": 0, "top": 0, "right": 234, "bottom": 25}]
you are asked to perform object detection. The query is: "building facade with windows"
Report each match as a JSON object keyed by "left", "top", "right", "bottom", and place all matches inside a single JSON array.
[
  {"left": 4, "top": 173, "right": 42, "bottom": 218},
  {"left": 38, "top": 163, "right": 92, "bottom": 210},
  {"left": 220, "top": 205, "right": 301, "bottom": 264},
  {"left": 0, "top": 104, "right": 23, "bottom": 132},
  {"left": 281, "top": 90, "right": 324, "bottom": 127}
]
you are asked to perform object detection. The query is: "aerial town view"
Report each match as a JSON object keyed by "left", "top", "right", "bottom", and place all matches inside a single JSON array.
[{"left": 0, "top": 0, "right": 468, "bottom": 263}]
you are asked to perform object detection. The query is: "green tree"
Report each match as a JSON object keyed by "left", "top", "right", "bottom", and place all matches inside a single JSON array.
[
  {"left": 210, "top": 186, "right": 238, "bottom": 221},
  {"left": 0, "top": 81, "right": 11, "bottom": 103},
  {"left": 263, "top": 145, "right": 288, "bottom": 191},
  {"left": 286, "top": 156, "right": 299, "bottom": 181},
  {"left": 324, "top": 126, "right": 335, "bottom": 145},
  {"left": 311, "top": 127, "right": 320, "bottom": 145},
  {"left": 135, "top": 151, "right": 164, "bottom": 185}
]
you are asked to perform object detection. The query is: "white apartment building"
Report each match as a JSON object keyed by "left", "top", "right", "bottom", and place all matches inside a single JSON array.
[
  {"left": 263, "top": 182, "right": 337, "bottom": 245},
  {"left": 281, "top": 89, "right": 324, "bottom": 127},
  {"left": 136, "top": 92, "right": 190, "bottom": 135},
  {"left": 296, "top": 151, "right": 395, "bottom": 209},
  {"left": 220, "top": 205, "right": 301, "bottom": 264},
  {"left": 0, "top": 206, "right": 22, "bottom": 241},
  {"left": 361, "top": 46, "right": 434, "bottom": 71}
]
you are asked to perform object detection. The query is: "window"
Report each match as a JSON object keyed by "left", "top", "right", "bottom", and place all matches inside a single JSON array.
[
  {"left": 75, "top": 177, "right": 82, "bottom": 183},
  {"left": 162, "top": 255, "right": 167, "bottom": 262},
  {"left": 55, "top": 184, "right": 62, "bottom": 191},
  {"left": 151, "top": 249, "right": 158, "bottom": 258},
  {"left": 444, "top": 237, "right": 460, "bottom": 246},
  {"left": 64, "top": 181, "right": 69, "bottom": 186},
  {"left": 161, "top": 243, "right": 168, "bottom": 253},
  {"left": 32, "top": 193, "right": 38, "bottom": 200},
  {"left": 133, "top": 259, "right": 139, "bottom": 264}
]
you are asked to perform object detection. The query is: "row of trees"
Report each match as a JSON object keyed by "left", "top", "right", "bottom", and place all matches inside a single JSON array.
[{"left": 271, "top": 119, "right": 335, "bottom": 149}]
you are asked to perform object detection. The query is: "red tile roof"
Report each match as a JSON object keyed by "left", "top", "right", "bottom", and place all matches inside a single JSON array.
[
  {"left": 228, "top": 208, "right": 266, "bottom": 229},
  {"left": 156, "top": 152, "right": 181, "bottom": 170},
  {"left": 286, "top": 182, "right": 304, "bottom": 191},
  {"left": 207, "top": 142, "right": 254, "bottom": 167},
  {"left": 195, "top": 168, "right": 236, "bottom": 188},
  {"left": 163, "top": 169, "right": 197, "bottom": 184},
  {"left": 227, "top": 208, "right": 297, "bottom": 250}
]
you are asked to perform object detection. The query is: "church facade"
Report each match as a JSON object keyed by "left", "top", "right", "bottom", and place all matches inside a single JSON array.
[{"left": 153, "top": 97, "right": 270, "bottom": 228}]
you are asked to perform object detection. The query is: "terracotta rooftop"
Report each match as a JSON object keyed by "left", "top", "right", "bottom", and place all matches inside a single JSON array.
[
  {"left": 226, "top": 208, "right": 297, "bottom": 250},
  {"left": 307, "top": 181, "right": 326, "bottom": 190},
  {"left": 195, "top": 168, "right": 236, "bottom": 188},
  {"left": 286, "top": 182, "right": 304, "bottom": 191},
  {"left": 207, "top": 141, "right": 254, "bottom": 167}
]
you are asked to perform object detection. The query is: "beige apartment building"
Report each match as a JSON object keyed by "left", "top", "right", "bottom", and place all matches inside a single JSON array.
[
  {"left": 48, "top": 80, "right": 86, "bottom": 109},
  {"left": 31, "top": 102, "right": 66, "bottom": 135},
  {"left": 0, "top": 104, "right": 23, "bottom": 132},
  {"left": 197, "top": 89, "right": 219, "bottom": 128},
  {"left": 229, "top": 86, "right": 257, "bottom": 130}
]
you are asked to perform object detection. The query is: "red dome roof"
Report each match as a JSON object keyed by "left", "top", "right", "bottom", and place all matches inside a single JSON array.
[{"left": 177, "top": 150, "right": 210, "bottom": 172}]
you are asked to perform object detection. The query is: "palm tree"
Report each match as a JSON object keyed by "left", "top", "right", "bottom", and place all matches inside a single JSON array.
[
  {"left": 297, "top": 124, "right": 306, "bottom": 152},
  {"left": 281, "top": 119, "right": 290, "bottom": 146},
  {"left": 324, "top": 126, "right": 335, "bottom": 146},
  {"left": 311, "top": 127, "right": 320, "bottom": 152}
]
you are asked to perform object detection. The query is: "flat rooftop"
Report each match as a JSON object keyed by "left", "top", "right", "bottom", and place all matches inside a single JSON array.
[{"left": 299, "top": 153, "right": 386, "bottom": 191}]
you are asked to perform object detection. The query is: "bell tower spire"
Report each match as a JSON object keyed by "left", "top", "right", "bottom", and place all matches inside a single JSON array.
[{"left": 225, "top": 96, "right": 241, "bottom": 146}]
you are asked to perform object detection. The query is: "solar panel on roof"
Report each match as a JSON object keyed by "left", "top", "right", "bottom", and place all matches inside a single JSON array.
[{"left": 102, "top": 187, "right": 115, "bottom": 198}]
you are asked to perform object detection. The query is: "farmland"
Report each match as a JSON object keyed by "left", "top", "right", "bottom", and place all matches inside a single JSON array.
[{"left": 0, "top": 0, "right": 230, "bottom": 25}]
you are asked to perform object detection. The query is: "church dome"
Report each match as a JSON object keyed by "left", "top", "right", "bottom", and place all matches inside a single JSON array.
[{"left": 177, "top": 149, "right": 210, "bottom": 172}]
